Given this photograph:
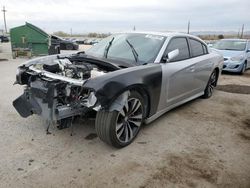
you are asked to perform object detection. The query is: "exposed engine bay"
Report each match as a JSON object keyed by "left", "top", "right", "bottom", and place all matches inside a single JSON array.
[
  {"left": 27, "top": 56, "right": 108, "bottom": 86},
  {"left": 38, "top": 58, "right": 106, "bottom": 80},
  {"left": 13, "top": 54, "right": 120, "bottom": 129}
]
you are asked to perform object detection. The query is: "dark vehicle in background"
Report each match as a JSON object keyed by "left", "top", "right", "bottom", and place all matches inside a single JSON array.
[
  {"left": 74, "top": 39, "right": 87, "bottom": 45},
  {"left": 212, "top": 39, "right": 250, "bottom": 74},
  {"left": 83, "top": 39, "right": 93, "bottom": 45},
  {"left": 90, "top": 38, "right": 102, "bottom": 45},
  {"left": 51, "top": 35, "right": 79, "bottom": 50},
  {"left": 0, "top": 35, "right": 9, "bottom": 43},
  {"left": 84, "top": 38, "right": 102, "bottom": 45}
]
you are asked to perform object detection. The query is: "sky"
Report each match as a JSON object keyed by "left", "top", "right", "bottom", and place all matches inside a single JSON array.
[{"left": 0, "top": 0, "right": 250, "bottom": 34}]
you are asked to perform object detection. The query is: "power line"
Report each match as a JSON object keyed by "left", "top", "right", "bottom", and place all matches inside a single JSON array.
[
  {"left": 240, "top": 24, "right": 244, "bottom": 39},
  {"left": 2, "top": 6, "right": 7, "bottom": 33}
]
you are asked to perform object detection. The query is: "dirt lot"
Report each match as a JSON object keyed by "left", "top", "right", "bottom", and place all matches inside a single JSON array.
[{"left": 0, "top": 58, "right": 249, "bottom": 188}]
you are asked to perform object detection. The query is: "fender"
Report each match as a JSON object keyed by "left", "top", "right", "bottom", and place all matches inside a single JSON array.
[{"left": 83, "top": 63, "right": 162, "bottom": 117}]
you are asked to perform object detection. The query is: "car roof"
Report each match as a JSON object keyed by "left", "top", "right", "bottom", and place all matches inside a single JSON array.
[
  {"left": 220, "top": 38, "right": 249, "bottom": 42},
  {"left": 118, "top": 31, "right": 205, "bottom": 44},
  {"left": 121, "top": 31, "right": 195, "bottom": 37}
]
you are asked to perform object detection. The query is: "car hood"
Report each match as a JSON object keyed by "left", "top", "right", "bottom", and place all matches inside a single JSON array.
[
  {"left": 21, "top": 53, "right": 134, "bottom": 71},
  {"left": 213, "top": 49, "right": 244, "bottom": 58}
]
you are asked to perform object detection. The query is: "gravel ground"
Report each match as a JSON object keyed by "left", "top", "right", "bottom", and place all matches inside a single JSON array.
[{"left": 0, "top": 58, "right": 249, "bottom": 188}]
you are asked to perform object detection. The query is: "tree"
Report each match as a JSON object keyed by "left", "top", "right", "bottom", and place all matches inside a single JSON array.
[
  {"left": 53, "top": 31, "right": 69, "bottom": 37},
  {"left": 218, "top": 34, "right": 224, "bottom": 39},
  {"left": 88, "top": 33, "right": 98, "bottom": 38}
]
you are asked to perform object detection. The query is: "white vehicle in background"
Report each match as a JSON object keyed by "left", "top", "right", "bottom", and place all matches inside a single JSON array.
[{"left": 212, "top": 39, "right": 250, "bottom": 74}]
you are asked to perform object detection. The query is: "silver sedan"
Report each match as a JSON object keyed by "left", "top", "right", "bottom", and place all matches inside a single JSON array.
[{"left": 13, "top": 32, "right": 223, "bottom": 147}]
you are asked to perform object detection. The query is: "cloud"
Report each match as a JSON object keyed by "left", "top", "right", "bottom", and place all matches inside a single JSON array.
[{"left": 1, "top": 0, "right": 249, "bottom": 33}]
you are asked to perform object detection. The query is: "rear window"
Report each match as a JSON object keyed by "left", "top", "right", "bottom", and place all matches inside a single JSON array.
[
  {"left": 202, "top": 44, "right": 208, "bottom": 54},
  {"left": 190, "top": 39, "right": 206, "bottom": 57}
]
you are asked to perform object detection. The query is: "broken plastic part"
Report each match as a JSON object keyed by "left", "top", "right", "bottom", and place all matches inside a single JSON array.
[
  {"left": 91, "top": 68, "right": 105, "bottom": 78},
  {"left": 65, "top": 85, "right": 71, "bottom": 96},
  {"left": 82, "top": 92, "right": 98, "bottom": 108},
  {"left": 93, "top": 105, "right": 101, "bottom": 111}
]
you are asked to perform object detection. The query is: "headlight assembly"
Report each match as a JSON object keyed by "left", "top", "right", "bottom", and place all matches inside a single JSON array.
[
  {"left": 15, "top": 67, "right": 29, "bottom": 85},
  {"left": 230, "top": 55, "right": 244, "bottom": 62}
]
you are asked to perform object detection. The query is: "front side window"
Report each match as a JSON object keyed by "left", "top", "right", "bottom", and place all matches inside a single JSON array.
[
  {"left": 165, "top": 37, "right": 190, "bottom": 62},
  {"left": 190, "top": 39, "right": 205, "bottom": 57}
]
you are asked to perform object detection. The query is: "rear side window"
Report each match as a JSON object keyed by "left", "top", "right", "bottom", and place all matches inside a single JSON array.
[
  {"left": 190, "top": 39, "right": 206, "bottom": 57},
  {"left": 165, "top": 37, "right": 190, "bottom": 61},
  {"left": 202, "top": 44, "right": 208, "bottom": 54}
]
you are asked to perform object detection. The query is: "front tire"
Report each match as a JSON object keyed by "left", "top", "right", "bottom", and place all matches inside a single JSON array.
[
  {"left": 202, "top": 70, "right": 217, "bottom": 99},
  {"left": 95, "top": 91, "right": 145, "bottom": 148},
  {"left": 240, "top": 62, "right": 247, "bottom": 75}
]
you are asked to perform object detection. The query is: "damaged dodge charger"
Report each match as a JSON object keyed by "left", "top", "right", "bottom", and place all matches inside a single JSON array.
[{"left": 13, "top": 32, "right": 223, "bottom": 148}]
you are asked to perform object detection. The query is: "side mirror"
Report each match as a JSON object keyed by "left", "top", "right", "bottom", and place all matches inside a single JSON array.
[
  {"left": 246, "top": 49, "right": 250, "bottom": 53},
  {"left": 163, "top": 49, "right": 179, "bottom": 62}
]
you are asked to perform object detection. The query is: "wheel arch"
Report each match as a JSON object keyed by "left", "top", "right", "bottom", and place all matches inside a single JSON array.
[
  {"left": 106, "top": 84, "right": 151, "bottom": 118},
  {"left": 214, "top": 67, "right": 220, "bottom": 86},
  {"left": 84, "top": 64, "right": 162, "bottom": 117}
]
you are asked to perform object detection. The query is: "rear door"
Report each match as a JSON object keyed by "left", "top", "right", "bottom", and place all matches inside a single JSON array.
[
  {"left": 188, "top": 38, "right": 213, "bottom": 92},
  {"left": 161, "top": 37, "right": 197, "bottom": 107}
]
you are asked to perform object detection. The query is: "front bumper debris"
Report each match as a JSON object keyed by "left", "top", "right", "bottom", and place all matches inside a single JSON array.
[
  {"left": 13, "top": 91, "right": 42, "bottom": 118},
  {"left": 13, "top": 79, "right": 100, "bottom": 121}
]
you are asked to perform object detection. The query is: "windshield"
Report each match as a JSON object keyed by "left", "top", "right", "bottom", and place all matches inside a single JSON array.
[
  {"left": 86, "top": 33, "right": 166, "bottom": 65},
  {"left": 213, "top": 40, "right": 246, "bottom": 51}
]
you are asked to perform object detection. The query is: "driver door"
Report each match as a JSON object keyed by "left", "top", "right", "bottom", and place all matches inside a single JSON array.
[{"left": 161, "top": 37, "right": 197, "bottom": 107}]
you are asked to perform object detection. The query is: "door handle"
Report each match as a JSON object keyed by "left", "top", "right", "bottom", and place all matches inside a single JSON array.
[{"left": 188, "top": 66, "right": 195, "bottom": 72}]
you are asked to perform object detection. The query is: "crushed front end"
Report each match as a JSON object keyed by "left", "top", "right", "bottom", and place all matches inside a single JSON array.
[{"left": 13, "top": 54, "right": 112, "bottom": 127}]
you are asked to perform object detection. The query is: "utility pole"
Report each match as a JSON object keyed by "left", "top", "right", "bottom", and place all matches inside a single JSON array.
[
  {"left": 187, "top": 20, "right": 190, "bottom": 34},
  {"left": 70, "top": 28, "right": 72, "bottom": 36},
  {"left": 240, "top": 24, "right": 244, "bottom": 39},
  {"left": 2, "top": 6, "right": 7, "bottom": 34},
  {"left": 133, "top": 26, "right": 136, "bottom": 31}
]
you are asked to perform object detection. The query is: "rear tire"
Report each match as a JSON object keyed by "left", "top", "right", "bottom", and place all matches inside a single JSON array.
[
  {"left": 65, "top": 44, "right": 73, "bottom": 50},
  {"left": 95, "top": 91, "right": 145, "bottom": 148},
  {"left": 202, "top": 70, "right": 217, "bottom": 99}
]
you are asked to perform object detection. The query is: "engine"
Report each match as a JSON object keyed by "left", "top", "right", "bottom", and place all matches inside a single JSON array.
[{"left": 36, "top": 58, "right": 105, "bottom": 80}]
